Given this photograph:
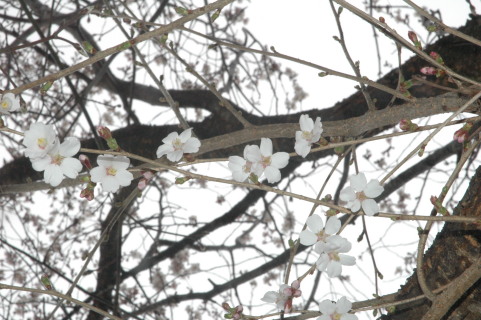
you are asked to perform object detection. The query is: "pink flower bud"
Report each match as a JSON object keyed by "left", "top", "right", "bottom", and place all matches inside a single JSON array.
[
  {"left": 429, "top": 51, "right": 440, "bottom": 60},
  {"left": 137, "top": 178, "right": 148, "bottom": 190},
  {"left": 97, "top": 126, "right": 112, "bottom": 139},
  {"left": 408, "top": 31, "right": 418, "bottom": 43},
  {"left": 420, "top": 67, "right": 437, "bottom": 75},
  {"left": 80, "top": 187, "right": 95, "bottom": 201},
  {"left": 453, "top": 130, "right": 468, "bottom": 143},
  {"left": 142, "top": 170, "right": 154, "bottom": 180},
  {"left": 79, "top": 154, "right": 92, "bottom": 169}
]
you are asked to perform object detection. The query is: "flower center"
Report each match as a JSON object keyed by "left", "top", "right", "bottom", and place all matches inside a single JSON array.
[
  {"left": 316, "top": 230, "right": 327, "bottom": 242},
  {"left": 37, "top": 137, "right": 48, "bottom": 149},
  {"left": 243, "top": 161, "right": 252, "bottom": 173},
  {"left": 331, "top": 313, "right": 342, "bottom": 320},
  {"left": 328, "top": 251, "right": 340, "bottom": 262},
  {"left": 172, "top": 138, "right": 183, "bottom": 150},
  {"left": 1, "top": 98, "right": 11, "bottom": 110},
  {"left": 106, "top": 167, "right": 117, "bottom": 176},
  {"left": 301, "top": 131, "right": 312, "bottom": 141},
  {"left": 260, "top": 156, "right": 271, "bottom": 168},
  {"left": 51, "top": 154, "right": 64, "bottom": 165},
  {"left": 356, "top": 191, "right": 367, "bottom": 201}
]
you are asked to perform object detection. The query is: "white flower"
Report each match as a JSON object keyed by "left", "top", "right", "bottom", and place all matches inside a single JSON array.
[
  {"left": 295, "top": 114, "right": 322, "bottom": 158},
  {"left": 30, "top": 137, "right": 82, "bottom": 187},
  {"left": 156, "top": 128, "right": 201, "bottom": 162},
  {"left": 23, "top": 123, "right": 58, "bottom": 159},
  {"left": 315, "top": 235, "right": 356, "bottom": 278},
  {"left": 247, "top": 138, "right": 289, "bottom": 183},
  {"left": 261, "top": 281, "right": 301, "bottom": 313},
  {"left": 228, "top": 145, "right": 264, "bottom": 182},
  {"left": 299, "top": 214, "right": 341, "bottom": 246},
  {"left": 90, "top": 155, "right": 133, "bottom": 192},
  {"left": 317, "top": 296, "right": 358, "bottom": 320},
  {"left": 0, "top": 93, "right": 20, "bottom": 115},
  {"left": 339, "top": 172, "right": 384, "bottom": 216}
]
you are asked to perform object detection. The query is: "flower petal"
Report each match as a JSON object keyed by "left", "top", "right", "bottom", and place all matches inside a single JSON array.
[
  {"left": 44, "top": 165, "right": 64, "bottom": 187},
  {"left": 349, "top": 173, "right": 367, "bottom": 192},
  {"left": 178, "top": 128, "right": 193, "bottom": 142},
  {"left": 299, "top": 230, "right": 317, "bottom": 246},
  {"left": 264, "top": 166, "right": 281, "bottom": 183},
  {"left": 270, "top": 152, "right": 289, "bottom": 169},
  {"left": 59, "top": 137, "right": 80, "bottom": 157},
  {"left": 306, "top": 214, "right": 323, "bottom": 233},
  {"left": 361, "top": 199, "right": 380, "bottom": 216},
  {"left": 339, "top": 186, "right": 356, "bottom": 202},
  {"left": 259, "top": 138, "right": 273, "bottom": 157},
  {"left": 299, "top": 114, "right": 314, "bottom": 131},
  {"left": 61, "top": 158, "right": 82, "bottom": 178},
  {"left": 364, "top": 180, "right": 384, "bottom": 198},
  {"left": 261, "top": 291, "right": 279, "bottom": 303},
  {"left": 348, "top": 199, "right": 361, "bottom": 212},
  {"left": 324, "top": 216, "right": 341, "bottom": 235},
  {"left": 183, "top": 137, "right": 201, "bottom": 153}
]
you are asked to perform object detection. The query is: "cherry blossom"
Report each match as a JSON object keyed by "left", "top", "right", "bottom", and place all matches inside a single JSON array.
[
  {"left": 228, "top": 145, "right": 263, "bottom": 182},
  {"left": 261, "top": 280, "right": 301, "bottom": 313},
  {"left": 0, "top": 93, "right": 20, "bottom": 115},
  {"left": 317, "top": 296, "right": 358, "bottom": 320},
  {"left": 299, "top": 214, "right": 341, "bottom": 246},
  {"left": 247, "top": 138, "right": 289, "bottom": 183},
  {"left": 156, "top": 128, "right": 201, "bottom": 162},
  {"left": 339, "top": 172, "right": 384, "bottom": 216},
  {"left": 315, "top": 235, "right": 356, "bottom": 278},
  {"left": 23, "top": 123, "right": 58, "bottom": 159},
  {"left": 295, "top": 114, "right": 323, "bottom": 158},
  {"left": 90, "top": 155, "right": 134, "bottom": 192},
  {"left": 30, "top": 137, "right": 82, "bottom": 187}
]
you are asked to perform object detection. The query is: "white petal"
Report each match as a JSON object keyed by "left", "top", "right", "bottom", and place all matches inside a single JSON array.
[
  {"left": 364, "top": 180, "right": 384, "bottom": 198},
  {"left": 339, "top": 254, "right": 356, "bottom": 266},
  {"left": 361, "top": 199, "right": 380, "bottom": 216},
  {"left": 261, "top": 291, "right": 279, "bottom": 303},
  {"left": 228, "top": 156, "right": 246, "bottom": 171},
  {"left": 295, "top": 140, "right": 310, "bottom": 157},
  {"left": 324, "top": 216, "right": 341, "bottom": 235},
  {"left": 96, "top": 155, "right": 114, "bottom": 167},
  {"left": 264, "top": 166, "right": 281, "bottom": 183},
  {"left": 59, "top": 137, "right": 80, "bottom": 157},
  {"left": 270, "top": 152, "right": 289, "bottom": 169},
  {"left": 326, "top": 261, "right": 342, "bottom": 277},
  {"left": 349, "top": 173, "right": 367, "bottom": 192},
  {"left": 183, "top": 137, "right": 201, "bottom": 153},
  {"left": 162, "top": 131, "right": 179, "bottom": 143},
  {"left": 244, "top": 145, "right": 261, "bottom": 163},
  {"left": 299, "top": 114, "right": 314, "bottom": 131},
  {"left": 259, "top": 138, "right": 273, "bottom": 157},
  {"left": 115, "top": 170, "right": 134, "bottom": 187},
  {"left": 233, "top": 170, "right": 249, "bottom": 182},
  {"left": 102, "top": 176, "right": 120, "bottom": 192},
  {"left": 61, "top": 158, "right": 82, "bottom": 178},
  {"left": 319, "top": 299, "right": 336, "bottom": 315},
  {"left": 166, "top": 150, "right": 183, "bottom": 162},
  {"left": 348, "top": 199, "right": 361, "bottom": 212},
  {"left": 339, "top": 186, "right": 356, "bottom": 202},
  {"left": 336, "top": 297, "right": 352, "bottom": 314},
  {"left": 178, "top": 128, "right": 193, "bottom": 142},
  {"left": 111, "top": 156, "right": 130, "bottom": 170},
  {"left": 306, "top": 214, "right": 323, "bottom": 233},
  {"left": 299, "top": 230, "right": 317, "bottom": 246},
  {"left": 89, "top": 166, "right": 106, "bottom": 183},
  {"left": 156, "top": 144, "right": 174, "bottom": 158},
  {"left": 30, "top": 156, "right": 51, "bottom": 172},
  {"left": 44, "top": 165, "right": 63, "bottom": 187}
]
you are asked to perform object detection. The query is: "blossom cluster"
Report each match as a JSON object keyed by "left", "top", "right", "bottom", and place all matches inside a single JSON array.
[
  {"left": 22, "top": 123, "right": 82, "bottom": 187},
  {"left": 300, "top": 214, "right": 355, "bottom": 277}
]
